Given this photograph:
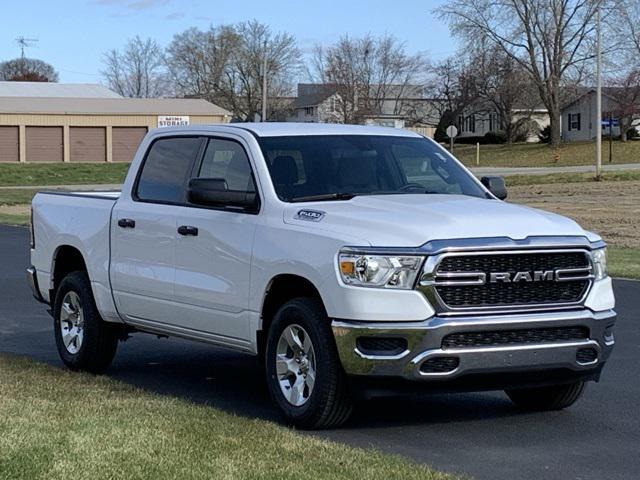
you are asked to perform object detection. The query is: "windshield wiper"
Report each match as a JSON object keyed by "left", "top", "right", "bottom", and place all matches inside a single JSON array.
[{"left": 289, "top": 192, "right": 357, "bottom": 203}]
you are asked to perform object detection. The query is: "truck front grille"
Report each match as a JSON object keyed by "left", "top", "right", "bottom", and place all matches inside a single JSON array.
[
  {"left": 441, "top": 326, "right": 589, "bottom": 349},
  {"left": 428, "top": 250, "right": 592, "bottom": 311}
]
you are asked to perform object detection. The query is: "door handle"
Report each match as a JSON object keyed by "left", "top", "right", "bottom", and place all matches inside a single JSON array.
[
  {"left": 177, "top": 225, "right": 198, "bottom": 236},
  {"left": 117, "top": 218, "right": 135, "bottom": 228}
]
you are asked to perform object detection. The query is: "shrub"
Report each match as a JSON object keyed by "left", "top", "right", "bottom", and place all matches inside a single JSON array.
[
  {"left": 538, "top": 125, "right": 551, "bottom": 143},
  {"left": 484, "top": 130, "right": 507, "bottom": 144}
]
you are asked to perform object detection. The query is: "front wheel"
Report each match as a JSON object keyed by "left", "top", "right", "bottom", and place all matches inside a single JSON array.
[
  {"left": 53, "top": 271, "right": 119, "bottom": 373},
  {"left": 505, "top": 381, "right": 586, "bottom": 411},
  {"left": 265, "top": 297, "right": 353, "bottom": 429}
]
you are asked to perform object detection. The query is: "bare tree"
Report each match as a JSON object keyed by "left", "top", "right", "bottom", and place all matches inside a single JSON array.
[
  {"left": 101, "top": 36, "right": 167, "bottom": 98},
  {"left": 437, "top": 0, "right": 606, "bottom": 146},
  {"left": 225, "top": 20, "right": 301, "bottom": 121},
  {"left": 0, "top": 58, "right": 58, "bottom": 82},
  {"left": 471, "top": 45, "right": 540, "bottom": 143},
  {"left": 427, "top": 57, "right": 477, "bottom": 141},
  {"left": 607, "top": 70, "right": 640, "bottom": 140},
  {"left": 605, "top": 0, "right": 640, "bottom": 140},
  {"left": 165, "top": 26, "right": 239, "bottom": 104},
  {"left": 310, "top": 34, "right": 428, "bottom": 124},
  {"left": 166, "top": 21, "right": 300, "bottom": 121}
]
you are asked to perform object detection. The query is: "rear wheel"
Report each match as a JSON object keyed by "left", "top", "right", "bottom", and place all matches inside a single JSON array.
[
  {"left": 53, "top": 271, "right": 119, "bottom": 373},
  {"left": 505, "top": 381, "right": 586, "bottom": 411},
  {"left": 265, "top": 297, "right": 353, "bottom": 429}
]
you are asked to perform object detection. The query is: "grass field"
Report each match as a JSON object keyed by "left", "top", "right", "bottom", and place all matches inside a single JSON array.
[
  {"left": 454, "top": 140, "right": 640, "bottom": 167},
  {"left": 0, "top": 163, "right": 130, "bottom": 186},
  {"left": 0, "top": 354, "right": 456, "bottom": 480},
  {"left": 608, "top": 247, "right": 640, "bottom": 280}
]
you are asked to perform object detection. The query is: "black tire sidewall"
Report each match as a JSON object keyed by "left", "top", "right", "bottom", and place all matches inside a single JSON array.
[
  {"left": 53, "top": 271, "right": 114, "bottom": 371},
  {"left": 265, "top": 298, "right": 342, "bottom": 426}
]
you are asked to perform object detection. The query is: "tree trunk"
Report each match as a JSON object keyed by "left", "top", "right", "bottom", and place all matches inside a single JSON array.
[
  {"left": 548, "top": 105, "right": 561, "bottom": 147},
  {"left": 620, "top": 117, "right": 630, "bottom": 142}
]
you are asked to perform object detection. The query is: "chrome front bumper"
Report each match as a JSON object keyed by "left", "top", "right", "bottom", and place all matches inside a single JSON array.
[{"left": 332, "top": 309, "right": 616, "bottom": 381}]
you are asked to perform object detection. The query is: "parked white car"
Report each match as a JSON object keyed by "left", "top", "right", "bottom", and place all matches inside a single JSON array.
[{"left": 28, "top": 123, "right": 616, "bottom": 428}]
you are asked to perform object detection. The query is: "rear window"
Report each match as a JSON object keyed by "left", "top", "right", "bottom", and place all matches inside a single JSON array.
[{"left": 136, "top": 137, "right": 202, "bottom": 203}]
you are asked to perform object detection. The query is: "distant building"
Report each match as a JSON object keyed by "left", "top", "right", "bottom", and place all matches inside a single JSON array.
[
  {"left": 0, "top": 81, "right": 122, "bottom": 98},
  {"left": 456, "top": 100, "right": 550, "bottom": 142},
  {"left": 560, "top": 88, "right": 640, "bottom": 142},
  {"left": 0, "top": 82, "right": 231, "bottom": 163},
  {"left": 286, "top": 83, "right": 440, "bottom": 128}
]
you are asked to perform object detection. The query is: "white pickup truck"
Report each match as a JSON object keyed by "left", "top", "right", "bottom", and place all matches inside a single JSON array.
[{"left": 28, "top": 123, "right": 616, "bottom": 428}]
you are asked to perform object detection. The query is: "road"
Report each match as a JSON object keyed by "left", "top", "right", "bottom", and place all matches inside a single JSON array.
[{"left": 1, "top": 224, "right": 638, "bottom": 480}]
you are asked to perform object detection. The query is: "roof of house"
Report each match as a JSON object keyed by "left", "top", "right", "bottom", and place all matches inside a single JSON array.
[
  {"left": 0, "top": 81, "right": 122, "bottom": 98},
  {"left": 290, "top": 85, "right": 338, "bottom": 109},
  {"left": 560, "top": 87, "right": 627, "bottom": 110},
  {"left": 0, "top": 97, "right": 232, "bottom": 116}
]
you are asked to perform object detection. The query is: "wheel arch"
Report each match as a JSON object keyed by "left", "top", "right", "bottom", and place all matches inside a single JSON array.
[
  {"left": 50, "top": 244, "right": 88, "bottom": 298},
  {"left": 257, "top": 274, "right": 326, "bottom": 359}
]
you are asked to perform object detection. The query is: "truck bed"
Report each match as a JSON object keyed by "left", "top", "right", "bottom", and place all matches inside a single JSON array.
[{"left": 30, "top": 190, "right": 120, "bottom": 311}]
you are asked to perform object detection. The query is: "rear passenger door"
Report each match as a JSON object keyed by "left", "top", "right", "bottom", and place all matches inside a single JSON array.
[
  {"left": 110, "top": 136, "right": 204, "bottom": 325},
  {"left": 172, "top": 136, "right": 259, "bottom": 344}
]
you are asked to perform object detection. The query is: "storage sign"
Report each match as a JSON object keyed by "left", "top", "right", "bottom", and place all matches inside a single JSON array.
[{"left": 158, "top": 116, "right": 190, "bottom": 127}]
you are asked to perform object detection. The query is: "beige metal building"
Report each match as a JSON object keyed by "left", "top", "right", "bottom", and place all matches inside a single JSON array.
[{"left": 0, "top": 84, "right": 231, "bottom": 163}]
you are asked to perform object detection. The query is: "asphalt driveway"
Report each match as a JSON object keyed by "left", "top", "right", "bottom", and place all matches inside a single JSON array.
[{"left": 1, "top": 224, "right": 637, "bottom": 480}]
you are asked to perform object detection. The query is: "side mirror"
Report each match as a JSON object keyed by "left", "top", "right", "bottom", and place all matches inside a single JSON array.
[
  {"left": 481, "top": 176, "right": 507, "bottom": 200},
  {"left": 188, "top": 177, "right": 258, "bottom": 212}
]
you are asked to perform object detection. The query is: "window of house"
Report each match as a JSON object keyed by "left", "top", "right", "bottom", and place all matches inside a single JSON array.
[
  {"left": 464, "top": 115, "right": 476, "bottom": 134},
  {"left": 568, "top": 113, "right": 581, "bottom": 131},
  {"left": 305, "top": 107, "right": 314, "bottom": 116},
  {"left": 457, "top": 115, "right": 464, "bottom": 132}
]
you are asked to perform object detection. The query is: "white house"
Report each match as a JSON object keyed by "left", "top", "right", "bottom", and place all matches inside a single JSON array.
[
  {"left": 561, "top": 89, "right": 627, "bottom": 142},
  {"left": 287, "top": 83, "right": 440, "bottom": 128}
]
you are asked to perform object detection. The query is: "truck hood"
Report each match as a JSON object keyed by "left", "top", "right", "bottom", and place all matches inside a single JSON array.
[{"left": 283, "top": 194, "right": 587, "bottom": 247}]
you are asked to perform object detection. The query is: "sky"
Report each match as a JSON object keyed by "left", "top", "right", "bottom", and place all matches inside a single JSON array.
[{"left": 0, "top": 0, "right": 458, "bottom": 84}]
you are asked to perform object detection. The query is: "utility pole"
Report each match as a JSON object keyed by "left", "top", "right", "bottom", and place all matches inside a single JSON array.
[
  {"left": 595, "top": 7, "right": 602, "bottom": 180},
  {"left": 261, "top": 40, "right": 268, "bottom": 122}
]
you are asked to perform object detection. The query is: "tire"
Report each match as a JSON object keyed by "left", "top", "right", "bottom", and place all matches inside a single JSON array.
[
  {"left": 505, "top": 381, "right": 586, "bottom": 411},
  {"left": 53, "top": 271, "right": 119, "bottom": 373},
  {"left": 265, "top": 297, "right": 353, "bottom": 429}
]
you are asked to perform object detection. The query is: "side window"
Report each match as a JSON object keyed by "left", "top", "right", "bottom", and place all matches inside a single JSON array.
[
  {"left": 136, "top": 137, "right": 202, "bottom": 203},
  {"left": 198, "top": 138, "right": 256, "bottom": 192}
]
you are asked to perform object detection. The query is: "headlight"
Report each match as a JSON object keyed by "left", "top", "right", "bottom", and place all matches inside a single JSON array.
[
  {"left": 338, "top": 251, "right": 423, "bottom": 289},
  {"left": 591, "top": 248, "right": 607, "bottom": 280}
]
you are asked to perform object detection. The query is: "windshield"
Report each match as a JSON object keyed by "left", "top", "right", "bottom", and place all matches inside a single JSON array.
[{"left": 258, "top": 135, "right": 487, "bottom": 202}]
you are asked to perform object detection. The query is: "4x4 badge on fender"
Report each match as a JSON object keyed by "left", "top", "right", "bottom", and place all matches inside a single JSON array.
[{"left": 296, "top": 209, "right": 325, "bottom": 222}]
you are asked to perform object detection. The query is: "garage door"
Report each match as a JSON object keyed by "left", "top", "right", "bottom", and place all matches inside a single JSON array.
[
  {"left": 0, "top": 126, "right": 19, "bottom": 162},
  {"left": 26, "top": 127, "right": 63, "bottom": 162},
  {"left": 70, "top": 127, "right": 106, "bottom": 162},
  {"left": 113, "top": 127, "right": 147, "bottom": 163}
]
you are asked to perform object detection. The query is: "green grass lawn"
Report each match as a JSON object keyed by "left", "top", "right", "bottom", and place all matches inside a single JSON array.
[
  {"left": 455, "top": 140, "right": 640, "bottom": 167},
  {"left": 0, "top": 355, "right": 456, "bottom": 480},
  {"left": 608, "top": 247, "right": 640, "bottom": 280},
  {"left": 0, "top": 212, "right": 29, "bottom": 226},
  {"left": 0, "top": 163, "right": 130, "bottom": 187}
]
